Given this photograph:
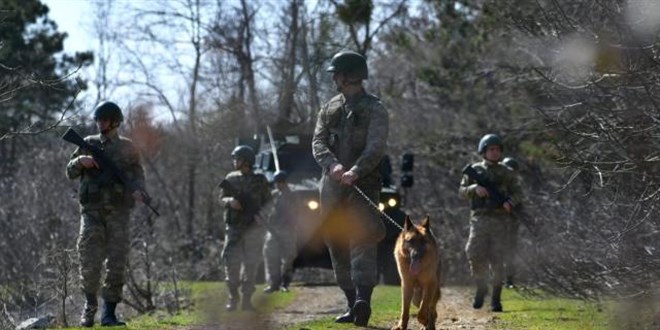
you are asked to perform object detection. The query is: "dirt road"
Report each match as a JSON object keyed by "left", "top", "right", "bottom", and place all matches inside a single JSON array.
[{"left": 183, "top": 285, "right": 500, "bottom": 330}]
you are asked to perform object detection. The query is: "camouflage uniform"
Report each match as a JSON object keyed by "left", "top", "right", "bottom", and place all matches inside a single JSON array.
[
  {"left": 263, "top": 187, "right": 299, "bottom": 290},
  {"left": 458, "top": 160, "right": 522, "bottom": 301},
  {"left": 66, "top": 131, "right": 145, "bottom": 303},
  {"left": 312, "top": 91, "right": 388, "bottom": 293},
  {"left": 219, "top": 170, "right": 271, "bottom": 305}
]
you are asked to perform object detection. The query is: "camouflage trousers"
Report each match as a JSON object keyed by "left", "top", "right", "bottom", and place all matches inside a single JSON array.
[
  {"left": 263, "top": 229, "right": 297, "bottom": 287},
  {"left": 465, "top": 212, "right": 511, "bottom": 285},
  {"left": 320, "top": 177, "right": 386, "bottom": 289},
  {"left": 77, "top": 208, "right": 130, "bottom": 303},
  {"left": 504, "top": 218, "right": 520, "bottom": 279},
  {"left": 222, "top": 224, "right": 265, "bottom": 296}
]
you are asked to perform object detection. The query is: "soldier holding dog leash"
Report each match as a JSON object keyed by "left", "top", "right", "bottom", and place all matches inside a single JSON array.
[{"left": 312, "top": 50, "right": 389, "bottom": 327}]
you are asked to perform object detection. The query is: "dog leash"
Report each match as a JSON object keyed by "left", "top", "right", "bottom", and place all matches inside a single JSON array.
[{"left": 352, "top": 185, "right": 404, "bottom": 231}]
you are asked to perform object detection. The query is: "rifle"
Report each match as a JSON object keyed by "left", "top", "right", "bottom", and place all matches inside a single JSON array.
[
  {"left": 62, "top": 128, "right": 160, "bottom": 216},
  {"left": 462, "top": 164, "right": 537, "bottom": 236},
  {"left": 218, "top": 179, "right": 282, "bottom": 235}
]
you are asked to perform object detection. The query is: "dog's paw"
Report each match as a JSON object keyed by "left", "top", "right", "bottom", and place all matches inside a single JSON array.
[{"left": 391, "top": 322, "right": 405, "bottom": 330}]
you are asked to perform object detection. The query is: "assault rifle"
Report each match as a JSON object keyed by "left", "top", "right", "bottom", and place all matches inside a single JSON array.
[
  {"left": 462, "top": 164, "right": 537, "bottom": 236},
  {"left": 218, "top": 179, "right": 265, "bottom": 224},
  {"left": 62, "top": 128, "right": 160, "bottom": 216},
  {"left": 218, "top": 179, "right": 283, "bottom": 236}
]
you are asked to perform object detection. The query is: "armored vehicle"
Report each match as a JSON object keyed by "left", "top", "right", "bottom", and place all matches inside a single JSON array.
[{"left": 243, "top": 125, "right": 413, "bottom": 284}]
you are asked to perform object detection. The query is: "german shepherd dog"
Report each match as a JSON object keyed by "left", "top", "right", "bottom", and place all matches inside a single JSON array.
[{"left": 392, "top": 216, "right": 441, "bottom": 330}]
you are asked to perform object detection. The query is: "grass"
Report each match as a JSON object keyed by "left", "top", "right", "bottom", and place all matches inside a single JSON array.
[
  {"left": 496, "top": 289, "right": 609, "bottom": 330},
  {"left": 58, "top": 282, "right": 296, "bottom": 329},
  {"left": 56, "top": 283, "right": 657, "bottom": 329}
]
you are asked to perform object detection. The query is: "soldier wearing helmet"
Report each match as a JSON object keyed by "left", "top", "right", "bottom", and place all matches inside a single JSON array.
[
  {"left": 458, "top": 134, "right": 522, "bottom": 313},
  {"left": 219, "top": 145, "right": 271, "bottom": 312},
  {"left": 262, "top": 170, "right": 299, "bottom": 293},
  {"left": 65, "top": 101, "right": 147, "bottom": 327},
  {"left": 312, "top": 50, "right": 388, "bottom": 327},
  {"left": 501, "top": 156, "right": 527, "bottom": 288}
]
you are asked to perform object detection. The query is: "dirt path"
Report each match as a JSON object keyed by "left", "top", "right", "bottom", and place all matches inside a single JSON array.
[{"left": 178, "top": 285, "right": 499, "bottom": 330}]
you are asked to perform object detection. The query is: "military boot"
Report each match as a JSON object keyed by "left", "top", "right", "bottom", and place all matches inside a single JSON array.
[
  {"left": 334, "top": 288, "right": 356, "bottom": 323},
  {"left": 225, "top": 286, "right": 239, "bottom": 312},
  {"left": 101, "top": 301, "right": 126, "bottom": 326},
  {"left": 241, "top": 293, "right": 256, "bottom": 311},
  {"left": 281, "top": 274, "right": 292, "bottom": 292},
  {"left": 80, "top": 294, "right": 97, "bottom": 328},
  {"left": 505, "top": 275, "right": 515, "bottom": 289},
  {"left": 472, "top": 281, "right": 488, "bottom": 309},
  {"left": 491, "top": 284, "right": 503, "bottom": 312},
  {"left": 353, "top": 285, "right": 373, "bottom": 327}
]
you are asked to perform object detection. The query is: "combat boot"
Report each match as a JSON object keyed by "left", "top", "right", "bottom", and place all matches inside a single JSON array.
[
  {"left": 241, "top": 294, "right": 256, "bottom": 311},
  {"left": 491, "top": 284, "right": 503, "bottom": 312},
  {"left": 80, "top": 293, "right": 97, "bottom": 327},
  {"left": 101, "top": 301, "right": 126, "bottom": 326},
  {"left": 352, "top": 300, "right": 371, "bottom": 327},
  {"left": 505, "top": 276, "right": 515, "bottom": 289},
  {"left": 334, "top": 288, "right": 356, "bottom": 323},
  {"left": 281, "top": 274, "right": 292, "bottom": 292},
  {"left": 263, "top": 285, "right": 279, "bottom": 293},
  {"left": 225, "top": 286, "right": 239, "bottom": 312},
  {"left": 472, "top": 281, "right": 488, "bottom": 309},
  {"left": 353, "top": 285, "right": 373, "bottom": 327}
]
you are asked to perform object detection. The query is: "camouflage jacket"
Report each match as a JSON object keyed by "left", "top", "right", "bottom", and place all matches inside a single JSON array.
[
  {"left": 220, "top": 170, "right": 271, "bottom": 227},
  {"left": 458, "top": 160, "right": 522, "bottom": 215},
  {"left": 312, "top": 91, "right": 389, "bottom": 183},
  {"left": 267, "top": 187, "right": 299, "bottom": 230},
  {"left": 66, "top": 131, "right": 145, "bottom": 211}
]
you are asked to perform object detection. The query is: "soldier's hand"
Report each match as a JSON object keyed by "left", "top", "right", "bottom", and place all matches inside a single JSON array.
[
  {"left": 228, "top": 198, "right": 242, "bottom": 210},
  {"left": 475, "top": 185, "right": 489, "bottom": 198},
  {"left": 78, "top": 156, "right": 99, "bottom": 169},
  {"left": 132, "top": 190, "right": 145, "bottom": 203},
  {"left": 340, "top": 170, "right": 358, "bottom": 186},
  {"left": 503, "top": 201, "right": 513, "bottom": 213},
  {"left": 329, "top": 163, "right": 345, "bottom": 182}
]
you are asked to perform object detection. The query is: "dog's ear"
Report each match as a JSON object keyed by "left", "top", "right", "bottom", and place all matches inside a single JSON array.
[
  {"left": 422, "top": 215, "right": 430, "bottom": 230},
  {"left": 404, "top": 215, "right": 414, "bottom": 231}
]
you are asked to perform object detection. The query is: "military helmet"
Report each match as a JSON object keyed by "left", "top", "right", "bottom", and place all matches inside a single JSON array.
[
  {"left": 93, "top": 101, "right": 123, "bottom": 122},
  {"left": 231, "top": 145, "right": 255, "bottom": 165},
  {"left": 478, "top": 134, "right": 503, "bottom": 154},
  {"left": 273, "top": 170, "right": 288, "bottom": 182},
  {"left": 326, "top": 51, "right": 368, "bottom": 79},
  {"left": 502, "top": 157, "right": 519, "bottom": 171}
]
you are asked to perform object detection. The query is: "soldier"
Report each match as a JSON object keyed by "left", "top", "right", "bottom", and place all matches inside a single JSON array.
[
  {"left": 65, "top": 101, "right": 147, "bottom": 327},
  {"left": 312, "top": 50, "right": 388, "bottom": 327},
  {"left": 262, "top": 170, "right": 298, "bottom": 293},
  {"left": 458, "top": 134, "right": 522, "bottom": 313},
  {"left": 219, "top": 145, "right": 271, "bottom": 312},
  {"left": 501, "top": 157, "right": 520, "bottom": 288}
]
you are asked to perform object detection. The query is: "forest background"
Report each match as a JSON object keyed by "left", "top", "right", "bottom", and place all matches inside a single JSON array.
[{"left": 1, "top": 0, "right": 659, "bottom": 327}]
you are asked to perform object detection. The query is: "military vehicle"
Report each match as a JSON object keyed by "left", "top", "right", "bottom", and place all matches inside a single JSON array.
[{"left": 242, "top": 124, "right": 413, "bottom": 284}]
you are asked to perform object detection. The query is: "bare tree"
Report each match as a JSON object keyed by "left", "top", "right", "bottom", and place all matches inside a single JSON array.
[{"left": 207, "top": 0, "right": 263, "bottom": 132}]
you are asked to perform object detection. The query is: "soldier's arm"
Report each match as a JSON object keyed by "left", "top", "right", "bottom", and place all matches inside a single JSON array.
[
  {"left": 458, "top": 174, "right": 478, "bottom": 199},
  {"left": 218, "top": 175, "right": 234, "bottom": 208},
  {"left": 66, "top": 146, "right": 85, "bottom": 180},
  {"left": 507, "top": 171, "right": 523, "bottom": 207},
  {"left": 312, "top": 105, "right": 340, "bottom": 171},
  {"left": 126, "top": 141, "right": 146, "bottom": 192},
  {"left": 349, "top": 102, "right": 389, "bottom": 178}
]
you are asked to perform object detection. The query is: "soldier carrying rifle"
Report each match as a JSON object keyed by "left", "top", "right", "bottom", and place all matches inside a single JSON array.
[{"left": 65, "top": 101, "right": 150, "bottom": 327}]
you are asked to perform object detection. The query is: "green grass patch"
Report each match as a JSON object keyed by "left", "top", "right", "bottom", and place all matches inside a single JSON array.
[
  {"left": 496, "top": 289, "right": 609, "bottom": 330},
  {"left": 57, "top": 282, "right": 296, "bottom": 329}
]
